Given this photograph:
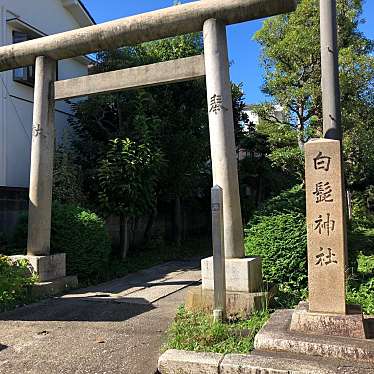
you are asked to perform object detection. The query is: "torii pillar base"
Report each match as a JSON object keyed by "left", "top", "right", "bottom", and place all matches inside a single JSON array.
[{"left": 10, "top": 254, "right": 78, "bottom": 298}]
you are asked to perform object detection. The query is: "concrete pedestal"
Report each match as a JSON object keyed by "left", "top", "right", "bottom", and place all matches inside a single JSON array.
[
  {"left": 11, "top": 253, "right": 66, "bottom": 282},
  {"left": 253, "top": 309, "right": 374, "bottom": 367},
  {"left": 185, "top": 286, "right": 267, "bottom": 318},
  {"left": 10, "top": 253, "right": 77, "bottom": 298},
  {"left": 201, "top": 256, "right": 263, "bottom": 293},
  {"left": 290, "top": 301, "right": 367, "bottom": 339},
  {"left": 31, "top": 276, "right": 78, "bottom": 298},
  {"left": 186, "top": 256, "right": 265, "bottom": 317}
]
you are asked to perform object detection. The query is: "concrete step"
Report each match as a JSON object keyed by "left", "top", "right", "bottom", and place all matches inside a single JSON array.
[{"left": 255, "top": 309, "right": 374, "bottom": 364}]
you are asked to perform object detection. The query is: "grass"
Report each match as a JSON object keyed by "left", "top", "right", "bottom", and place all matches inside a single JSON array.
[{"left": 163, "top": 305, "right": 270, "bottom": 354}]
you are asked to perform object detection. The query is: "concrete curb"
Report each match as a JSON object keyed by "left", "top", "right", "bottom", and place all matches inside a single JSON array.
[
  {"left": 158, "top": 349, "right": 374, "bottom": 373},
  {"left": 158, "top": 349, "right": 223, "bottom": 373}
]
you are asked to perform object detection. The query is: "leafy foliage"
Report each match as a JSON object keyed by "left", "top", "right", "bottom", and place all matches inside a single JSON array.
[
  {"left": 69, "top": 33, "right": 210, "bottom": 205},
  {"left": 350, "top": 188, "right": 374, "bottom": 231},
  {"left": 0, "top": 256, "right": 36, "bottom": 312},
  {"left": 250, "top": 184, "right": 306, "bottom": 223},
  {"left": 12, "top": 204, "right": 112, "bottom": 283},
  {"left": 347, "top": 248, "right": 374, "bottom": 314},
  {"left": 164, "top": 305, "right": 269, "bottom": 354},
  {"left": 53, "top": 140, "right": 84, "bottom": 204},
  {"left": 245, "top": 213, "right": 308, "bottom": 307},
  {"left": 346, "top": 213, "right": 374, "bottom": 315},
  {"left": 253, "top": 0, "right": 374, "bottom": 188},
  {"left": 98, "top": 138, "right": 163, "bottom": 218}
]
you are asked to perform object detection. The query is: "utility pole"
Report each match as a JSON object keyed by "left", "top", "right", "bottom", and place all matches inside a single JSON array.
[{"left": 320, "top": 0, "right": 342, "bottom": 140}]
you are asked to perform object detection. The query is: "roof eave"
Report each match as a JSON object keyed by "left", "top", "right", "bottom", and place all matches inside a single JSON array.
[{"left": 61, "top": 0, "right": 96, "bottom": 28}]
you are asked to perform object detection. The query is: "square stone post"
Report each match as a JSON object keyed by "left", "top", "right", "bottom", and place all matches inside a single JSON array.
[
  {"left": 211, "top": 185, "right": 226, "bottom": 322},
  {"left": 290, "top": 138, "right": 367, "bottom": 339},
  {"left": 305, "top": 139, "right": 347, "bottom": 315},
  {"left": 27, "top": 56, "right": 55, "bottom": 257},
  {"left": 203, "top": 18, "right": 244, "bottom": 260}
]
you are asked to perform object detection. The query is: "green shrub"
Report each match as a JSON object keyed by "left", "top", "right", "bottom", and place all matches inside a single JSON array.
[
  {"left": 0, "top": 256, "right": 36, "bottom": 311},
  {"left": 12, "top": 203, "right": 112, "bottom": 283},
  {"left": 347, "top": 246, "right": 374, "bottom": 315},
  {"left": 350, "top": 190, "right": 374, "bottom": 231},
  {"left": 245, "top": 213, "right": 307, "bottom": 307},
  {"left": 347, "top": 228, "right": 374, "bottom": 272},
  {"left": 347, "top": 278, "right": 374, "bottom": 315},
  {"left": 250, "top": 184, "right": 305, "bottom": 225}
]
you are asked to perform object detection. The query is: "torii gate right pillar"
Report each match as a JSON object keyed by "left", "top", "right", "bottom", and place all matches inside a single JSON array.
[
  {"left": 195, "top": 19, "right": 264, "bottom": 310},
  {"left": 203, "top": 18, "right": 244, "bottom": 260}
]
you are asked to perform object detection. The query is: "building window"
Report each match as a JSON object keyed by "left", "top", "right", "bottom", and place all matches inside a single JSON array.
[
  {"left": 12, "top": 31, "right": 35, "bottom": 86},
  {"left": 12, "top": 31, "right": 58, "bottom": 87}
]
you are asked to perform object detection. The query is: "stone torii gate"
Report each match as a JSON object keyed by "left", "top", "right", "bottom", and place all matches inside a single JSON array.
[{"left": 0, "top": 0, "right": 296, "bottom": 291}]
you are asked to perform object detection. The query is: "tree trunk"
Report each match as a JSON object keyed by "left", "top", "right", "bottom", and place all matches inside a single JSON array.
[
  {"left": 256, "top": 174, "right": 263, "bottom": 207},
  {"left": 143, "top": 207, "right": 157, "bottom": 245},
  {"left": 119, "top": 214, "right": 129, "bottom": 259},
  {"left": 130, "top": 217, "right": 138, "bottom": 247},
  {"left": 174, "top": 195, "right": 183, "bottom": 247},
  {"left": 297, "top": 127, "right": 305, "bottom": 151},
  {"left": 297, "top": 106, "right": 305, "bottom": 151}
]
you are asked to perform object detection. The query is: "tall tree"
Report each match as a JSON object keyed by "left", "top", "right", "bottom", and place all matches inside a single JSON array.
[
  {"left": 253, "top": 0, "right": 374, "bottom": 189},
  {"left": 69, "top": 33, "right": 211, "bottom": 248},
  {"left": 98, "top": 139, "right": 163, "bottom": 258}
]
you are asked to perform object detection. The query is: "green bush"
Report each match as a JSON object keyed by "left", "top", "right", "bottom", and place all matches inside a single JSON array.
[
  {"left": 12, "top": 203, "right": 112, "bottom": 283},
  {"left": 350, "top": 190, "right": 374, "bottom": 231},
  {"left": 245, "top": 213, "right": 307, "bottom": 307},
  {"left": 0, "top": 256, "right": 36, "bottom": 311},
  {"left": 250, "top": 184, "right": 306, "bottom": 225},
  {"left": 347, "top": 235, "right": 374, "bottom": 315},
  {"left": 347, "top": 277, "right": 374, "bottom": 315}
]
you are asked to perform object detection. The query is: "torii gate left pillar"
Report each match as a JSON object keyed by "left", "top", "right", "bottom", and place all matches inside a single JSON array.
[{"left": 23, "top": 56, "right": 76, "bottom": 291}]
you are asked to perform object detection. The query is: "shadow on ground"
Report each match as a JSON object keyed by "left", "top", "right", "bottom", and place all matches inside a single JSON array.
[
  {"left": 0, "top": 259, "right": 201, "bottom": 323},
  {"left": 365, "top": 318, "right": 374, "bottom": 339},
  {"left": 0, "top": 297, "right": 156, "bottom": 322}
]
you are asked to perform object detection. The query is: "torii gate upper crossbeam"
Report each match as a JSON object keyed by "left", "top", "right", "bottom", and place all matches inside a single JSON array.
[{"left": 0, "top": 0, "right": 296, "bottom": 72}]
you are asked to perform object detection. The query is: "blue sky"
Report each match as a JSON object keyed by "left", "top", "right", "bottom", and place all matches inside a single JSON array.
[{"left": 81, "top": 0, "right": 374, "bottom": 105}]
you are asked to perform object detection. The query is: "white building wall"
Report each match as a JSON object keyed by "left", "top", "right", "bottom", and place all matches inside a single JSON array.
[
  {"left": 0, "top": 0, "right": 91, "bottom": 188},
  {"left": 0, "top": 5, "right": 6, "bottom": 186}
]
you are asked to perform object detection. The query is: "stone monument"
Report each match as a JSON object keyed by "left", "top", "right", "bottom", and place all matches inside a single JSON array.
[
  {"left": 251, "top": 138, "right": 373, "bottom": 371},
  {"left": 289, "top": 138, "right": 367, "bottom": 339}
]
